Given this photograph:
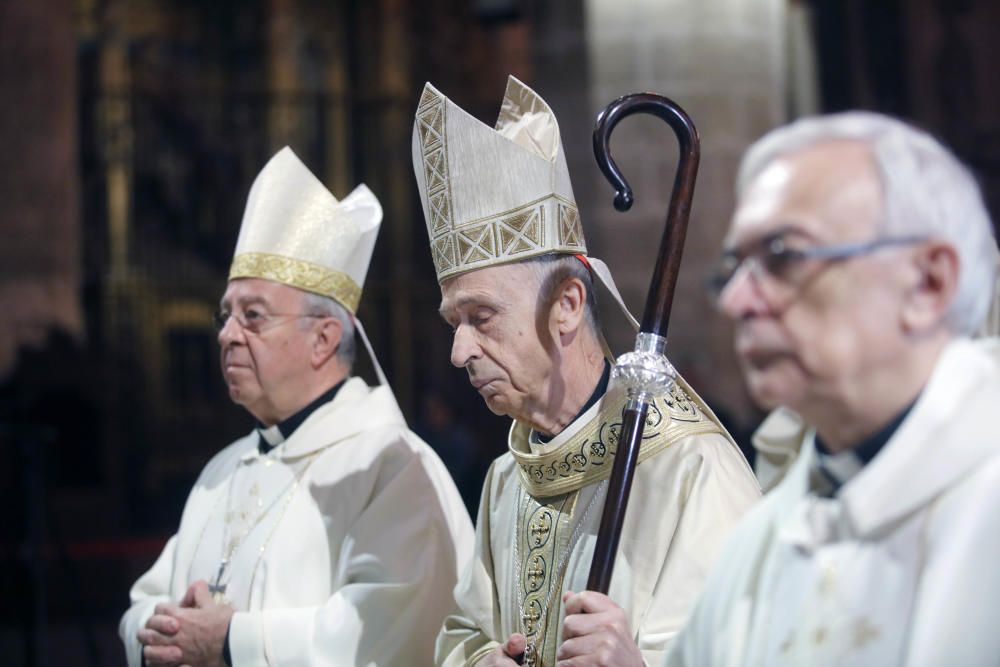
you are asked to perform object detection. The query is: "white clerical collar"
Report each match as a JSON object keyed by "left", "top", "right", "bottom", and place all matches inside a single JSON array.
[
  {"left": 257, "top": 424, "right": 284, "bottom": 448},
  {"left": 810, "top": 445, "right": 865, "bottom": 497},
  {"left": 809, "top": 398, "right": 916, "bottom": 497},
  {"left": 254, "top": 379, "right": 346, "bottom": 454}
]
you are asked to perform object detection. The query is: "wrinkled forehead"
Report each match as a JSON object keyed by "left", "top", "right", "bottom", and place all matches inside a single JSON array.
[
  {"left": 221, "top": 277, "right": 306, "bottom": 309},
  {"left": 438, "top": 262, "right": 533, "bottom": 312},
  {"left": 727, "top": 141, "right": 883, "bottom": 248}
]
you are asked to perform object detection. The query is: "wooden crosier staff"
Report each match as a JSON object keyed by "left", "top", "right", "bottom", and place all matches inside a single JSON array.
[{"left": 586, "top": 93, "right": 700, "bottom": 594}]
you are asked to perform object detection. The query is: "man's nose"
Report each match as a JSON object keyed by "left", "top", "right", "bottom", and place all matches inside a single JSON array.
[
  {"left": 450, "top": 325, "right": 481, "bottom": 368},
  {"left": 217, "top": 314, "right": 245, "bottom": 346},
  {"left": 717, "top": 265, "right": 770, "bottom": 320}
]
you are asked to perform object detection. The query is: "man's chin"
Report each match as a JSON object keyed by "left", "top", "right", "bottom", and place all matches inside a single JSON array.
[
  {"left": 479, "top": 390, "right": 519, "bottom": 419},
  {"left": 228, "top": 390, "right": 247, "bottom": 407},
  {"left": 482, "top": 396, "right": 512, "bottom": 418},
  {"left": 227, "top": 384, "right": 255, "bottom": 408},
  {"left": 743, "top": 370, "right": 800, "bottom": 411}
]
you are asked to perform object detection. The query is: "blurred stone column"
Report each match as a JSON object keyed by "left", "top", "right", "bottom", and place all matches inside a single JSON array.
[
  {"left": 322, "top": 7, "right": 354, "bottom": 198},
  {"left": 374, "top": 0, "right": 416, "bottom": 413},
  {"left": 267, "top": 0, "right": 303, "bottom": 150},
  {"left": 580, "top": 0, "right": 797, "bottom": 424},
  {"left": 0, "top": 0, "right": 82, "bottom": 379},
  {"left": 99, "top": 29, "right": 133, "bottom": 282}
]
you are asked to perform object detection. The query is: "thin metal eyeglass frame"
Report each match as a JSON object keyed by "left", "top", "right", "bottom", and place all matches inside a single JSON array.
[
  {"left": 706, "top": 234, "right": 929, "bottom": 298},
  {"left": 213, "top": 311, "right": 324, "bottom": 335}
]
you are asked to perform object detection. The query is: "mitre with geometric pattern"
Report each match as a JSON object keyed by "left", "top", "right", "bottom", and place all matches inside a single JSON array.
[
  {"left": 412, "top": 75, "right": 587, "bottom": 282},
  {"left": 228, "top": 146, "right": 382, "bottom": 314}
]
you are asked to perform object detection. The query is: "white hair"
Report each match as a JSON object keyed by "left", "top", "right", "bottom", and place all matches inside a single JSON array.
[
  {"left": 301, "top": 292, "right": 356, "bottom": 368},
  {"left": 523, "top": 254, "right": 602, "bottom": 335},
  {"left": 737, "top": 111, "right": 997, "bottom": 335}
]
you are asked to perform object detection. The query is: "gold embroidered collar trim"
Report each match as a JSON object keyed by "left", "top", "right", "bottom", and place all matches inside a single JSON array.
[{"left": 509, "top": 380, "right": 723, "bottom": 498}]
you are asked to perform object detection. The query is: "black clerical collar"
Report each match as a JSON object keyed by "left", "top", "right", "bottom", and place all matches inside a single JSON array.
[
  {"left": 256, "top": 379, "right": 346, "bottom": 454},
  {"left": 535, "top": 360, "right": 611, "bottom": 445},
  {"left": 812, "top": 398, "right": 917, "bottom": 496}
]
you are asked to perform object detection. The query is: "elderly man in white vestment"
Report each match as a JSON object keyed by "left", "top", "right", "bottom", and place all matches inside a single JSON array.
[
  {"left": 411, "top": 76, "right": 761, "bottom": 667},
  {"left": 663, "top": 112, "right": 1000, "bottom": 667},
  {"left": 119, "top": 147, "right": 475, "bottom": 667}
]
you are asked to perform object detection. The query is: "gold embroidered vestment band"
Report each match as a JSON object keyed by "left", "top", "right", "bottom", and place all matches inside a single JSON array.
[{"left": 509, "top": 381, "right": 721, "bottom": 499}]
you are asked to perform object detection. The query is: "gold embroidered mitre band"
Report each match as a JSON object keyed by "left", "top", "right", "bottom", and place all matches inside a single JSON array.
[
  {"left": 228, "top": 147, "right": 382, "bottom": 313},
  {"left": 412, "top": 76, "right": 586, "bottom": 282}
]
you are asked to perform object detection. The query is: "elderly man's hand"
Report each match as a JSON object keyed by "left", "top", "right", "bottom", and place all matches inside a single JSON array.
[
  {"left": 475, "top": 633, "right": 528, "bottom": 666},
  {"left": 556, "top": 591, "right": 643, "bottom": 667},
  {"left": 137, "top": 609, "right": 182, "bottom": 666},
  {"left": 136, "top": 580, "right": 234, "bottom": 667}
]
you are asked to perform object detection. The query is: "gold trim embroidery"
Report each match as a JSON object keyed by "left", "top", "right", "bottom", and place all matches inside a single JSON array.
[
  {"left": 431, "top": 234, "right": 457, "bottom": 274},
  {"left": 229, "top": 252, "right": 362, "bottom": 313},
  {"left": 558, "top": 202, "right": 584, "bottom": 248},
  {"left": 414, "top": 83, "right": 588, "bottom": 283},
  {"left": 456, "top": 222, "right": 497, "bottom": 265},
  {"left": 462, "top": 192, "right": 571, "bottom": 228},
  {"left": 510, "top": 383, "right": 724, "bottom": 498},
  {"left": 433, "top": 194, "right": 584, "bottom": 283},
  {"left": 497, "top": 207, "right": 543, "bottom": 256},
  {"left": 416, "top": 87, "right": 454, "bottom": 239},
  {"left": 515, "top": 489, "right": 578, "bottom": 666}
]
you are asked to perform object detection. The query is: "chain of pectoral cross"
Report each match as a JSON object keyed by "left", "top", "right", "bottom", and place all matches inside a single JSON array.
[
  {"left": 512, "top": 478, "right": 607, "bottom": 666},
  {"left": 208, "top": 455, "right": 316, "bottom": 603}
]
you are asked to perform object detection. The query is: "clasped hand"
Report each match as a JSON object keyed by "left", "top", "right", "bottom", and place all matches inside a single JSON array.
[{"left": 136, "top": 580, "right": 234, "bottom": 667}]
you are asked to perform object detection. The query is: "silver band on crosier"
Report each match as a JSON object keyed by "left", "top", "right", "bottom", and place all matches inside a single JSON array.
[{"left": 611, "top": 332, "right": 677, "bottom": 410}]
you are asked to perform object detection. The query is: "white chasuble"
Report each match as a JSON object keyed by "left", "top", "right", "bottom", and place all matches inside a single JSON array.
[
  {"left": 664, "top": 338, "right": 1000, "bottom": 667},
  {"left": 184, "top": 444, "right": 319, "bottom": 612},
  {"left": 120, "top": 377, "right": 475, "bottom": 667},
  {"left": 436, "top": 378, "right": 761, "bottom": 667}
]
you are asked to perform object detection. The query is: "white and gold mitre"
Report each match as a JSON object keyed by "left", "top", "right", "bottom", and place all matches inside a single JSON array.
[
  {"left": 228, "top": 146, "right": 382, "bottom": 314},
  {"left": 412, "top": 75, "right": 587, "bottom": 282}
]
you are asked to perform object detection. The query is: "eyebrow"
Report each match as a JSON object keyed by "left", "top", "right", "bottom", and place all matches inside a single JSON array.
[
  {"left": 220, "top": 295, "right": 270, "bottom": 311},
  {"left": 723, "top": 223, "right": 820, "bottom": 254},
  {"left": 438, "top": 294, "right": 503, "bottom": 321}
]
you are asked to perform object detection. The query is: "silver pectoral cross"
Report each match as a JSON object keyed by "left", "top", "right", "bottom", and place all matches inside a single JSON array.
[{"left": 209, "top": 559, "right": 228, "bottom": 603}]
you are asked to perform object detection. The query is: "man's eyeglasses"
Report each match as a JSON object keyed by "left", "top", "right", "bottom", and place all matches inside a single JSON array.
[
  {"left": 706, "top": 234, "right": 929, "bottom": 299},
  {"left": 214, "top": 308, "right": 323, "bottom": 335}
]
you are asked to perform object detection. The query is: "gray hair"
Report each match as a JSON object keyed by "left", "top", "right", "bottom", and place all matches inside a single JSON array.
[
  {"left": 523, "top": 254, "right": 602, "bottom": 335},
  {"left": 737, "top": 111, "right": 997, "bottom": 335},
  {"left": 301, "top": 292, "right": 356, "bottom": 368}
]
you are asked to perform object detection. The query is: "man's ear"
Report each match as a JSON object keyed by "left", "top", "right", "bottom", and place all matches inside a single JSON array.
[
  {"left": 555, "top": 276, "right": 588, "bottom": 335},
  {"left": 312, "top": 316, "right": 345, "bottom": 368},
  {"left": 901, "top": 241, "right": 960, "bottom": 333}
]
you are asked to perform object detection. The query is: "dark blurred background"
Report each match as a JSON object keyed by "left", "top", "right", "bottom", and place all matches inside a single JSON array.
[{"left": 1, "top": 0, "right": 997, "bottom": 664}]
